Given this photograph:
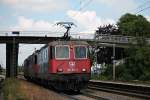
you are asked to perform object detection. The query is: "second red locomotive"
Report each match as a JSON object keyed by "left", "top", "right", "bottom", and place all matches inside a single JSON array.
[{"left": 24, "top": 41, "right": 91, "bottom": 91}]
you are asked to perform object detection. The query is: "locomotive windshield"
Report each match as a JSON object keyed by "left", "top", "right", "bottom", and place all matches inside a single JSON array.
[
  {"left": 55, "top": 46, "right": 69, "bottom": 59},
  {"left": 75, "top": 46, "right": 87, "bottom": 59}
]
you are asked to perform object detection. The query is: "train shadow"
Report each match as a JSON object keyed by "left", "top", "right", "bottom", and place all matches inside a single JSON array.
[
  {"left": 47, "top": 87, "right": 83, "bottom": 95},
  {"left": 62, "top": 90, "right": 82, "bottom": 95},
  {"left": 23, "top": 78, "right": 84, "bottom": 96}
]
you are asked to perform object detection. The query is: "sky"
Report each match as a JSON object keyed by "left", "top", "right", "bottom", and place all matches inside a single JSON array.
[{"left": 0, "top": 0, "right": 150, "bottom": 68}]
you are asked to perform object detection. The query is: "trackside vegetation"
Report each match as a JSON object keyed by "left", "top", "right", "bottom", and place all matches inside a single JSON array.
[
  {"left": 93, "top": 13, "right": 150, "bottom": 82},
  {"left": 98, "top": 46, "right": 150, "bottom": 82},
  {"left": 2, "top": 78, "right": 26, "bottom": 100}
]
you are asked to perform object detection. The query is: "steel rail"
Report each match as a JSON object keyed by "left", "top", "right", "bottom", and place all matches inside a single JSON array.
[
  {"left": 88, "top": 80, "right": 150, "bottom": 99},
  {"left": 81, "top": 91, "right": 110, "bottom": 100}
]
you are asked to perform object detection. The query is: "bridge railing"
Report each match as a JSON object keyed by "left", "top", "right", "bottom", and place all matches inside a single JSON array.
[
  {"left": 0, "top": 31, "right": 63, "bottom": 37},
  {"left": 0, "top": 31, "right": 94, "bottom": 39},
  {"left": 95, "top": 35, "right": 137, "bottom": 44}
]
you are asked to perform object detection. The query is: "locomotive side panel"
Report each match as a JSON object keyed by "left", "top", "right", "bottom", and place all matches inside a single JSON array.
[
  {"left": 28, "top": 56, "right": 34, "bottom": 78},
  {"left": 24, "top": 59, "right": 29, "bottom": 78},
  {"left": 37, "top": 46, "right": 49, "bottom": 80},
  {"left": 32, "top": 53, "right": 39, "bottom": 78},
  {"left": 24, "top": 55, "right": 33, "bottom": 79}
]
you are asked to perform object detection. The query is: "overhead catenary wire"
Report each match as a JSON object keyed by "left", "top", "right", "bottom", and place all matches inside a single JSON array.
[
  {"left": 130, "top": 0, "right": 150, "bottom": 14},
  {"left": 135, "top": 6, "right": 150, "bottom": 14},
  {"left": 0, "top": 1, "right": 94, "bottom": 36},
  {"left": 79, "top": 0, "right": 93, "bottom": 11},
  {"left": 71, "top": 0, "right": 93, "bottom": 18},
  {"left": 132, "top": 0, "right": 150, "bottom": 12}
]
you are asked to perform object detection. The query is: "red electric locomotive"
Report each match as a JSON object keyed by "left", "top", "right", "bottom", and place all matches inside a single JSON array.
[{"left": 24, "top": 40, "right": 91, "bottom": 91}]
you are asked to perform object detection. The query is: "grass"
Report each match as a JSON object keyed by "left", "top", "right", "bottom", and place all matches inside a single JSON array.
[
  {"left": 2, "top": 78, "right": 26, "bottom": 100},
  {"left": 1, "top": 78, "right": 67, "bottom": 100}
]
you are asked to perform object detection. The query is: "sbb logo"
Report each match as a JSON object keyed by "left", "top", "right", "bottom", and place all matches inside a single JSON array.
[{"left": 69, "top": 61, "right": 75, "bottom": 67}]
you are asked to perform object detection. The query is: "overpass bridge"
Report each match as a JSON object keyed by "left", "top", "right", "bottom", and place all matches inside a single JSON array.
[{"left": 0, "top": 31, "right": 149, "bottom": 77}]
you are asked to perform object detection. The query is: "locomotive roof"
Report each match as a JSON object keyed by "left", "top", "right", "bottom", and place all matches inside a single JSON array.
[{"left": 48, "top": 40, "right": 89, "bottom": 46}]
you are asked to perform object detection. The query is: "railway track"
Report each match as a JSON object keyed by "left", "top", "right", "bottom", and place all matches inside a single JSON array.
[
  {"left": 61, "top": 91, "right": 109, "bottom": 100},
  {"left": 18, "top": 75, "right": 149, "bottom": 100},
  {"left": 88, "top": 80, "right": 150, "bottom": 99},
  {"left": 81, "top": 92, "right": 109, "bottom": 100}
]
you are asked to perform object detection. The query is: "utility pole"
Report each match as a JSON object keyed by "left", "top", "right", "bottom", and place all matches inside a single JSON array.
[
  {"left": 95, "top": 48, "right": 98, "bottom": 76},
  {"left": 113, "top": 44, "right": 116, "bottom": 81}
]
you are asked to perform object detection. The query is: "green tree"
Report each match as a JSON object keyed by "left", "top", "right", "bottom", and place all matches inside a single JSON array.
[
  {"left": 115, "top": 14, "right": 150, "bottom": 81},
  {"left": 99, "top": 14, "right": 150, "bottom": 81},
  {"left": 117, "top": 13, "right": 150, "bottom": 37},
  {"left": 116, "top": 46, "right": 150, "bottom": 81}
]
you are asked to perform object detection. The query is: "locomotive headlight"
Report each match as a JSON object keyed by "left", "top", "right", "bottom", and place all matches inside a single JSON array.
[
  {"left": 57, "top": 68, "right": 63, "bottom": 72},
  {"left": 82, "top": 68, "right": 86, "bottom": 72}
]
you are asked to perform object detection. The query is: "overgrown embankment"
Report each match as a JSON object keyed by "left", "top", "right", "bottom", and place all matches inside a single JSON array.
[
  {"left": 1, "top": 78, "right": 68, "bottom": 100},
  {"left": 2, "top": 78, "right": 26, "bottom": 100}
]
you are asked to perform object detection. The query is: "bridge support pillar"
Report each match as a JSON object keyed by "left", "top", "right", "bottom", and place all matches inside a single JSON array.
[{"left": 6, "top": 41, "right": 19, "bottom": 77}]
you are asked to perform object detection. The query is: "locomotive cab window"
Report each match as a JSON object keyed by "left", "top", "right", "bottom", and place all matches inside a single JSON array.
[
  {"left": 55, "top": 46, "right": 69, "bottom": 59},
  {"left": 75, "top": 46, "right": 87, "bottom": 59}
]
